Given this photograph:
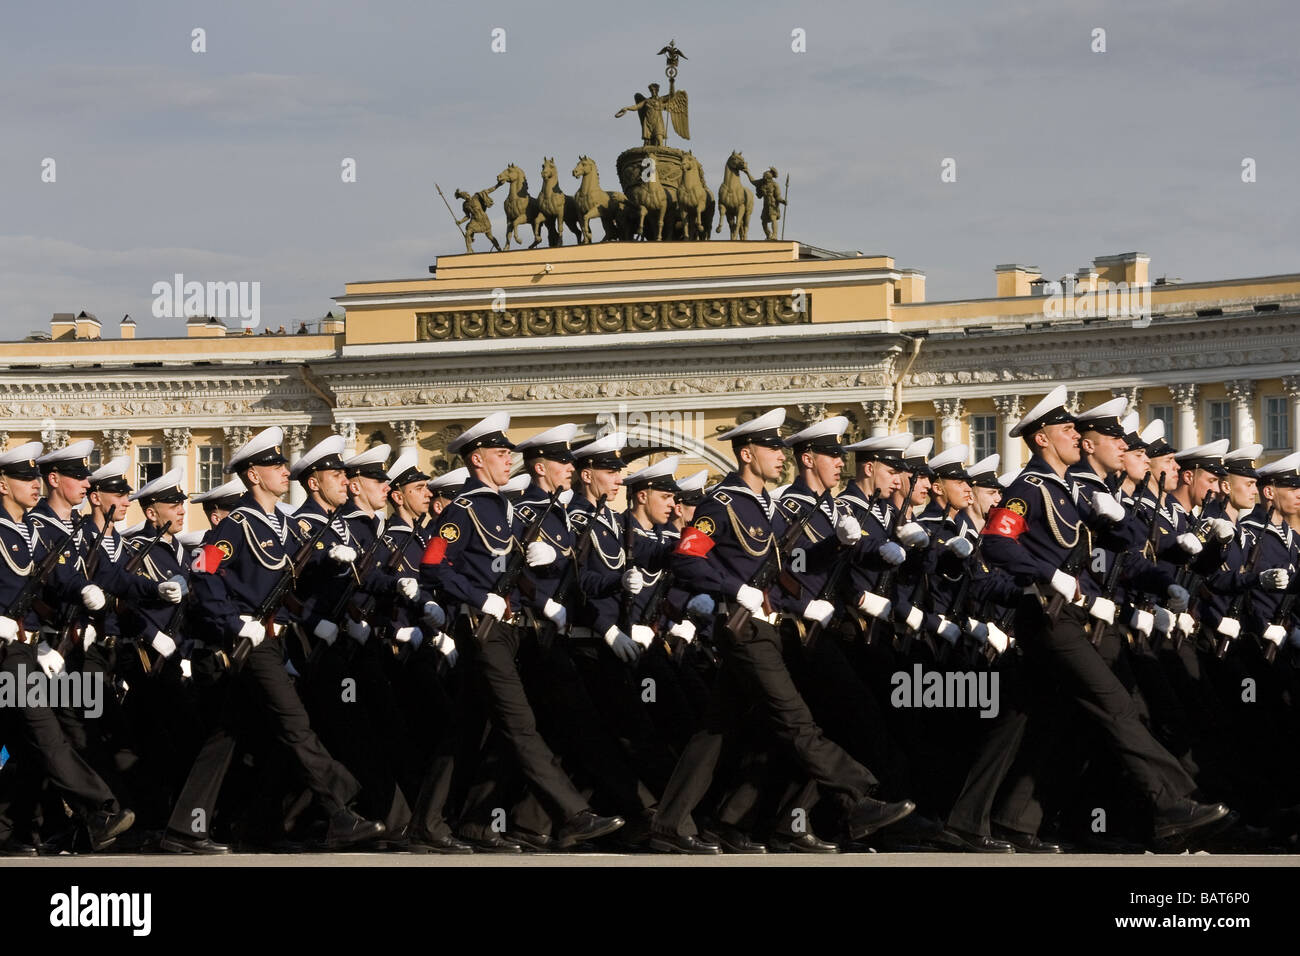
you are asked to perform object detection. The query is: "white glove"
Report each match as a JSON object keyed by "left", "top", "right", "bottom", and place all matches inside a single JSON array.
[
  {"left": 421, "top": 601, "right": 446, "bottom": 630},
  {"left": 1176, "top": 612, "right": 1196, "bottom": 637},
  {"left": 542, "top": 598, "right": 567, "bottom": 630},
  {"left": 328, "top": 543, "right": 357, "bottom": 564},
  {"left": 0, "top": 615, "right": 19, "bottom": 643},
  {"left": 896, "top": 522, "right": 929, "bottom": 549},
  {"left": 1050, "top": 569, "right": 1078, "bottom": 602},
  {"left": 603, "top": 625, "right": 641, "bottom": 663},
  {"left": 1205, "top": 518, "right": 1235, "bottom": 542},
  {"left": 686, "top": 593, "right": 715, "bottom": 617},
  {"left": 945, "top": 535, "right": 974, "bottom": 559},
  {"left": 1089, "top": 596, "right": 1116, "bottom": 624},
  {"left": 1152, "top": 607, "right": 1174, "bottom": 635},
  {"left": 397, "top": 577, "right": 418, "bottom": 600},
  {"left": 858, "top": 591, "right": 892, "bottom": 619},
  {"left": 151, "top": 632, "right": 177, "bottom": 658},
  {"left": 622, "top": 567, "right": 645, "bottom": 594},
  {"left": 1215, "top": 616, "right": 1240, "bottom": 639},
  {"left": 81, "top": 584, "right": 106, "bottom": 611},
  {"left": 82, "top": 623, "right": 98, "bottom": 652},
  {"left": 1166, "top": 584, "right": 1189, "bottom": 613},
  {"left": 835, "top": 513, "right": 861, "bottom": 546},
  {"left": 1128, "top": 608, "right": 1154, "bottom": 637},
  {"left": 526, "top": 541, "right": 558, "bottom": 567},
  {"left": 935, "top": 616, "right": 961, "bottom": 644},
  {"left": 314, "top": 619, "right": 339, "bottom": 646},
  {"left": 630, "top": 624, "right": 655, "bottom": 649},
  {"left": 346, "top": 618, "right": 370, "bottom": 645},
  {"left": 158, "top": 575, "right": 187, "bottom": 604},
  {"left": 985, "top": 621, "right": 1010, "bottom": 653},
  {"left": 878, "top": 541, "right": 906, "bottom": 566},
  {"left": 904, "top": 606, "right": 924, "bottom": 632},
  {"left": 430, "top": 632, "right": 456, "bottom": 665},
  {"left": 481, "top": 593, "right": 507, "bottom": 620},
  {"left": 180, "top": 659, "right": 192, "bottom": 679},
  {"left": 238, "top": 617, "right": 266, "bottom": 647},
  {"left": 1260, "top": 569, "right": 1290, "bottom": 591},
  {"left": 967, "top": 619, "right": 989, "bottom": 642},
  {"left": 36, "top": 642, "right": 65, "bottom": 677},
  {"left": 1176, "top": 533, "right": 1203, "bottom": 556},
  {"left": 394, "top": 625, "right": 423, "bottom": 648},
  {"left": 735, "top": 584, "right": 764, "bottom": 614},
  {"left": 668, "top": 619, "right": 696, "bottom": 644},
  {"left": 1091, "top": 491, "right": 1125, "bottom": 523},
  {"left": 802, "top": 599, "right": 835, "bottom": 626},
  {"left": 1262, "top": 624, "right": 1287, "bottom": 646}
]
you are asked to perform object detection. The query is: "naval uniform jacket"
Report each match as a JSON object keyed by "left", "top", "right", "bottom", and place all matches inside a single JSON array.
[
  {"left": 422, "top": 476, "right": 524, "bottom": 616},
  {"left": 566, "top": 495, "right": 629, "bottom": 635},
  {"left": 670, "top": 471, "right": 777, "bottom": 608},
  {"left": 0, "top": 512, "right": 84, "bottom": 633}
]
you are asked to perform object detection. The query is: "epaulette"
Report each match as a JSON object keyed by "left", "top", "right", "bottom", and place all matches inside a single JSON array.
[
  {"left": 781, "top": 496, "right": 804, "bottom": 516},
  {"left": 231, "top": 511, "right": 247, "bottom": 524},
  {"left": 715, "top": 491, "right": 732, "bottom": 505},
  {"left": 517, "top": 504, "right": 537, "bottom": 522},
  {"left": 453, "top": 496, "right": 472, "bottom": 509},
  {"left": 1024, "top": 475, "right": 1044, "bottom": 487}
]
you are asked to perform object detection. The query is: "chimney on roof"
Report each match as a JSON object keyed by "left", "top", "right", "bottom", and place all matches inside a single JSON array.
[
  {"left": 186, "top": 315, "right": 227, "bottom": 338},
  {"left": 320, "top": 310, "right": 345, "bottom": 334},
  {"left": 994, "top": 264, "right": 1041, "bottom": 298},
  {"left": 75, "top": 311, "right": 102, "bottom": 340},
  {"left": 120, "top": 314, "right": 136, "bottom": 340},
  {"left": 51, "top": 312, "right": 76, "bottom": 340},
  {"left": 1092, "top": 252, "right": 1150, "bottom": 288}
]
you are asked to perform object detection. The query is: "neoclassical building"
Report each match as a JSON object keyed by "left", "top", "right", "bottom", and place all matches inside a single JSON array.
[{"left": 4, "top": 241, "right": 1298, "bottom": 529}]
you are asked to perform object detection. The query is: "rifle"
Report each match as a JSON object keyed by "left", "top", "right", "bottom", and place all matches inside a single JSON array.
[
  {"left": 230, "top": 507, "right": 341, "bottom": 672},
  {"left": 1165, "top": 486, "right": 1217, "bottom": 651},
  {"left": 722, "top": 489, "right": 833, "bottom": 640},
  {"left": 804, "top": 489, "right": 881, "bottom": 652},
  {"left": 473, "top": 490, "right": 562, "bottom": 643},
  {"left": 537, "top": 494, "right": 605, "bottom": 649},
  {"left": 936, "top": 519, "right": 983, "bottom": 667},
  {"left": 1216, "top": 503, "right": 1274, "bottom": 659},
  {"left": 867, "top": 474, "right": 918, "bottom": 645},
  {"left": 53, "top": 507, "right": 114, "bottom": 660},
  {"left": 4, "top": 513, "right": 90, "bottom": 624},
  {"left": 301, "top": 524, "right": 391, "bottom": 670},
  {"left": 110, "top": 521, "right": 171, "bottom": 676},
  {"left": 619, "top": 507, "right": 638, "bottom": 635},
  {"left": 1088, "top": 471, "right": 1155, "bottom": 648}
]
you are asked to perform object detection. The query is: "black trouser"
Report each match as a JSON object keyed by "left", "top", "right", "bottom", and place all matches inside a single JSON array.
[
  {"left": 993, "top": 598, "right": 1194, "bottom": 837},
  {"left": 0, "top": 642, "right": 118, "bottom": 843},
  {"left": 652, "top": 615, "right": 879, "bottom": 838},
  {"left": 166, "top": 635, "right": 359, "bottom": 838}
]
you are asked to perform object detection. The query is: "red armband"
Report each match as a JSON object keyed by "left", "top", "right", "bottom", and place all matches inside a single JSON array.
[
  {"left": 982, "top": 507, "right": 1026, "bottom": 540},
  {"left": 422, "top": 536, "right": 448, "bottom": 566},
  {"left": 674, "top": 527, "right": 716, "bottom": 558},
  {"left": 192, "top": 544, "right": 227, "bottom": 574}
]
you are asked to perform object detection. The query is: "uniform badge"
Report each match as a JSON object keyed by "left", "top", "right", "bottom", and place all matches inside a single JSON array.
[
  {"left": 440, "top": 524, "right": 460, "bottom": 542},
  {"left": 715, "top": 492, "right": 732, "bottom": 505},
  {"left": 299, "top": 519, "right": 312, "bottom": 536},
  {"left": 215, "top": 541, "right": 234, "bottom": 561},
  {"left": 694, "top": 516, "right": 716, "bottom": 537},
  {"left": 316, "top": 541, "right": 325, "bottom": 549},
  {"left": 1005, "top": 498, "right": 1028, "bottom": 516},
  {"left": 782, "top": 498, "right": 801, "bottom": 515}
]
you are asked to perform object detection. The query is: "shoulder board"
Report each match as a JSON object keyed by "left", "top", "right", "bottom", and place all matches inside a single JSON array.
[
  {"left": 1024, "top": 475, "right": 1044, "bottom": 487},
  {"left": 517, "top": 504, "right": 537, "bottom": 522},
  {"left": 231, "top": 511, "right": 247, "bottom": 524},
  {"left": 453, "top": 496, "right": 472, "bottom": 509},
  {"left": 781, "top": 496, "right": 804, "bottom": 515},
  {"left": 714, "top": 491, "right": 732, "bottom": 505}
]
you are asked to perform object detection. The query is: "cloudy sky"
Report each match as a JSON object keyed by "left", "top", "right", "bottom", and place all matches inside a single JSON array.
[{"left": 2, "top": 0, "right": 1295, "bottom": 339}]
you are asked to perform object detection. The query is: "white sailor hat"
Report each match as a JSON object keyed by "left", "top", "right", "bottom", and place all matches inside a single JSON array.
[
  {"left": 1075, "top": 397, "right": 1130, "bottom": 440},
  {"left": 785, "top": 416, "right": 849, "bottom": 457},
  {"left": 903, "top": 437, "right": 935, "bottom": 473},
  {"left": 572, "top": 431, "right": 629, "bottom": 471},
  {"left": 191, "top": 476, "right": 247, "bottom": 506},
  {"left": 1141, "top": 419, "right": 1176, "bottom": 458},
  {"left": 225, "top": 426, "right": 288, "bottom": 474},
  {"left": 1121, "top": 412, "right": 1142, "bottom": 450},
  {"left": 277, "top": 502, "right": 297, "bottom": 517},
  {"left": 499, "top": 473, "right": 532, "bottom": 496},
  {"left": 387, "top": 450, "right": 430, "bottom": 488},
  {"left": 515, "top": 423, "right": 579, "bottom": 464},
  {"left": 626, "top": 455, "right": 680, "bottom": 494},
  {"left": 36, "top": 439, "right": 95, "bottom": 480},
  {"left": 447, "top": 412, "right": 514, "bottom": 456},
  {"left": 1175, "top": 439, "right": 1230, "bottom": 476},
  {"left": 176, "top": 530, "right": 207, "bottom": 549},
  {"left": 996, "top": 470, "right": 1020, "bottom": 489},
  {"left": 0, "top": 441, "right": 43, "bottom": 480},
  {"left": 290, "top": 435, "right": 347, "bottom": 481},
  {"left": 1259, "top": 451, "right": 1300, "bottom": 488},
  {"left": 344, "top": 443, "right": 391, "bottom": 480},
  {"left": 1009, "top": 385, "right": 1074, "bottom": 439},
  {"left": 1224, "top": 443, "right": 1263, "bottom": 479},
  {"left": 844, "top": 432, "right": 913, "bottom": 469},
  {"left": 674, "top": 468, "right": 709, "bottom": 505},
  {"left": 929, "top": 444, "right": 971, "bottom": 481},
  {"left": 427, "top": 467, "right": 469, "bottom": 498},
  {"left": 131, "top": 466, "right": 188, "bottom": 505},
  {"left": 88, "top": 455, "right": 132, "bottom": 495},
  {"left": 719, "top": 408, "right": 786, "bottom": 449},
  {"left": 967, "top": 454, "right": 1001, "bottom": 488}
]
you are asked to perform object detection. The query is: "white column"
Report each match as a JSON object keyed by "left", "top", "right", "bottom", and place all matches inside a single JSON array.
[
  {"left": 284, "top": 425, "right": 310, "bottom": 508},
  {"left": 1171, "top": 384, "right": 1199, "bottom": 449},
  {"left": 933, "top": 398, "right": 965, "bottom": 451},
  {"left": 391, "top": 419, "right": 422, "bottom": 460},
  {"left": 1284, "top": 376, "right": 1300, "bottom": 452},
  {"left": 993, "top": 395, "right": 1024, "bottom": 469},
  {"left": 1226, "top": 380, "right": 1255, "bottom": 446},
  {"left": 162, "top": 428, "right": 192, "bottom": 530},
  {"left": 332, "top": 419, "right": 357, "bottom": 459},
  {"left": 861, "top": 400, "right": 895, "bottom": 438},
  {"left": 1110, "top": 386, "right": 1143, "bottom": 419}
]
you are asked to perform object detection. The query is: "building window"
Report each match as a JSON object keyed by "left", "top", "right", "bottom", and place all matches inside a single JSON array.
[
  {"left": 1207, "top": 400, "right": 1232, "bottom": 444},
  {"left": 198, "top": 446, "right": 224, "bottom": 492},
  {"left": 87, "top": 447, "right": 103, "bottom": 472},
  {"left": 1148, "top": 404, "right": 1173, "bottom": 441},
  {"left": 910, "top": 418, "right": 936, "bottom": 441},
  {"left": 970, "top": 414, "right": 997, "bottom": 462},
  {"left": 1264, "top": 396, "right": 1290, "bottom": 451},
  {"left": 137, "top": 446, "right": 163, "bottom": 487}
]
